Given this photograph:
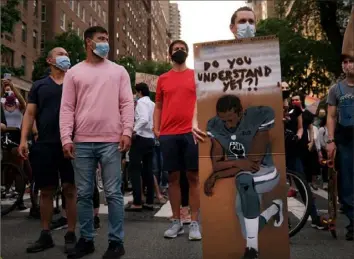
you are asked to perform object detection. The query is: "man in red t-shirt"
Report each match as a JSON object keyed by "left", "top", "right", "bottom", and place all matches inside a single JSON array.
[{"left": 153, "top": 40, "right": 201, "bottom": 241}]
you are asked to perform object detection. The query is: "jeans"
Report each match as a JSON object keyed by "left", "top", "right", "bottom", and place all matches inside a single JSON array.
[
  {"left": 73, "top": 142, "right": 124, "bottom": 243},
  {"left": 338, "top": 142, "right": 354, "bottom": 223},
  {"left": 152, "top": 145, "right": 168, "bottom": 188}
]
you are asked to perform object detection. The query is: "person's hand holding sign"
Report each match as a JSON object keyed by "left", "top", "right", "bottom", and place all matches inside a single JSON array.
[{"left": 192, "top": 105, "right": 207, "bottom": 143}]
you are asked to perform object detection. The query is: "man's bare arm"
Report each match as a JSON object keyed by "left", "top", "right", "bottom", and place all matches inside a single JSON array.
[
  {"left": 327, "top": 105, "right": 337, "bottom": 139},
  {"left": 209, "top": 138, "right": 241, "bottom": 179},
  {"left": 153, "top": 101, "right": 162, "bottom": 133},
  {"left": 21, "top": 104, "right": 37, "bottom": 143}
]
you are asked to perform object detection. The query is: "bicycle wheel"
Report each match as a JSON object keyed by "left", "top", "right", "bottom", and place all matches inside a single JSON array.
[
  {"left": 1, "top": 162, "right": 26, "bottom": 217},
  {"left": 287, "top": 169, "right": 313, "bottom": 237}
]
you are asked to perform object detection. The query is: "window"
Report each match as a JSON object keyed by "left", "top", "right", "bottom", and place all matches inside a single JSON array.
[
  {"left": 60, "top": 12, "right": 66, "bottom": 30},
  {"left": 77, "top": 27, "right": 80, "bottom": 36},
  {"left": 94, "top": 20, "right": 97, "bottom": 26},
  {"left": 33, "top": 30, "right": 38, "bottom": 49},
  {"left": 33, "top": 0, "right": 38, "bottom": 17},
  {"left": 41, "top": 33, "right": 45, "bottom": 50},
  {"left": 98, "top": 4, "right": 101, "bottom": 17},
  {"left": 23, "top": 0, "right": 28, "bottom": 9},
  {"left": 2, "top": 48, "right": 14, "bottom": 67},
  {"left": 94, "top": 1, "right": 97, "bottom": 11},
  {"left": 90, "top": 0, "right": 93, "bottom": 6},
  {"left": 102, "top": 11, "right": 106, "bottom": 23},
  {"left": 21, "top": 22, "right": 27, "bottom": 42},
  {"left": 116, "top": 49, "right": 119, "bottom": 55},
  {"left": 69, "top": 0, "right": 74, "bottom": 10},
  {"left": 89, "top": 16, "right": 93, "bottom": 26},
  {"left": 77, "top": 2, "right": 80, "bottom": 17},
  {"left": 69, "top": 20, "right": 75, "bottom": 30},
  {"left": 41, "top": 5, "right": 46, "bottom": 21},
  {"left": 82, "top": 7, "right": 85, "bottom": 22},
  {"left": 21, "top": 56, "right": 26, "bottom": 75}
]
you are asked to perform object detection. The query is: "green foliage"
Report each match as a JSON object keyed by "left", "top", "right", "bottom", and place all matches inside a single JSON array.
[
  {"left": 116, "top": 57, "right": 172, "bottom": 99},
  {"left": 32, "top": 30, "right": 86, "bottom": 81},
  {"left": 1, "top": 0, "right": 21, "bottom": 34},
  {"left": 116, "top": 56, "right": 137, "bottom": 89},
  {"left": 257, "top": 18, "right": 334, "bottom": 95},
  {"left": 1, "top": 65, "right": 24, "bottom": 77},
  {"left": 1, "top": 0, "right": 22, "bottom": 73}
]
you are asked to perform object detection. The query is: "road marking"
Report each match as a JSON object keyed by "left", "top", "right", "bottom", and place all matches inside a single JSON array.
[{"left": 154, "top": 201, "right": 172, "bottom": 218}]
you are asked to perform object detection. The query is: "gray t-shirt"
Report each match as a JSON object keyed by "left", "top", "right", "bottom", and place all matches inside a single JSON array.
[
  {"left": 327, "top": 80, "right": 354, "bottom": 106},
  {"left": 206, "top": 106, "right": 275, "bottom": 167}
]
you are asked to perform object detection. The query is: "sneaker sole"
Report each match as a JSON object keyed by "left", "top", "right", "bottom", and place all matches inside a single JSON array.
[
  {"left": 26, "top": 243, "right": 55, "bottom": 253},
  {"left": 188, "top": 236, "right": 202, "bottom": 241},
  {"left": 51, "top": 224, "right": 68, "bottom": 231},
  {"left": 164, "top": 229, "right": 184, "bottom": 239}
]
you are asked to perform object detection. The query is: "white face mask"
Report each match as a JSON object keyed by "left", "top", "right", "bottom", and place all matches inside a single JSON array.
[{"left": 236, "top": 22, "right": 256, "bottom": 39}]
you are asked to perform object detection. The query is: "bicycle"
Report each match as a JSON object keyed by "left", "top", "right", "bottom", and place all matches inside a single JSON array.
[
  {"left": 1, "top": 132, "right": 26, "bottom": 217},
  {"left": 286, "top": 168, "right": 313, "bottom": 237}
]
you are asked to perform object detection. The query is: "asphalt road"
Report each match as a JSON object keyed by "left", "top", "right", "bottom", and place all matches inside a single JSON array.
[{"left": 1, "top": 188, "right": 353, "bottom": 259}]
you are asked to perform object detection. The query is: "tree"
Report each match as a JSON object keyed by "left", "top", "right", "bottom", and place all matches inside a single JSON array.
[
  {"left": 32, "top": 30, "right": 86, "bottom": 81},
  {"left": 257, "top": 18, "right": 333, "bottom": 95},
  {"left": 274, "top": 0, "right": 351, "bottom": 77},
  {"left": 1, "top": 0, "right": 21, "bottom": 35},
  {"left": 1, "top": 0, "right": 22, "bottom": 76}
]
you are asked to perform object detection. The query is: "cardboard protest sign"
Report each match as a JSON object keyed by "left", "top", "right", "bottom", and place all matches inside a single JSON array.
[
  {"left": 194, "top": 36, "right": 290, "bottom": 259},
  {"left": 135, "top": 72, "right": 158, "bottom": 93}
]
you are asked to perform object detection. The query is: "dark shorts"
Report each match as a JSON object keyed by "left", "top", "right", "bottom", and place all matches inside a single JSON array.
[
  {"left": 159, "top": 133, "right": 198, "bottom": 172},
  {"left": 30, "top": 143, "right": 75, "bottom": 189}
]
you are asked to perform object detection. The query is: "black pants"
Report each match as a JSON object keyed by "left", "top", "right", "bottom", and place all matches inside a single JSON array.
[
  {"left": 128, "top": 135, "right": 155, "bottom": 205},
  {"left": 180, "top": 170, "right": 189, "bottom": 207}
]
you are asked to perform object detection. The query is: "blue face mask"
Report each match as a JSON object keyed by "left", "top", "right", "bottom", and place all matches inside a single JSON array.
[
  {"left": 236, "top": 22, "right": 256, "bottom": 39},
  {"left": 55, "top": 56, "right": 71, "bottom": 71},
  {"left": 93, "top": 41, "right": 110, "bottom": 58}
]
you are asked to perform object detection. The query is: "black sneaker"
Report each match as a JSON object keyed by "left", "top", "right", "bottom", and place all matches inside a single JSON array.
[
  {"left": 346, "top": 224, "right": 353, "bottom": 241},
  {"left": 51, "top": 216, "right": 68, "bottom": 230},
  {"left": 311, "top": 217, "right": 325, "bottom": 230},
  {"left": 67, "top": 238, "right": 95, "bottom": 259},
  {"left": 102, "top": 241, "right": 125, "bottom": 259},
  {"left": 64, "top": 231, "right": 77, "bottom": 254},
  {"left": 17, "top": 201, "right": 27, "bottom": 211},
  {"left": 28, "top": 206, "right": 40, "bottom": 219},
  {"left": 26, "top": 230, "right": 55, "bottom": 253},
  {"left": 94, "top": 216, "right": 100, "bottom": 230},
  {"left": 242, "top": 247, "right": 258, "bottom": 259}
]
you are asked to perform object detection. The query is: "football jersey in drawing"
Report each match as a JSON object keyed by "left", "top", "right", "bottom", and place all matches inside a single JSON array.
[{"left": 206, "top": 106, "right": 275, "bottom": 167}]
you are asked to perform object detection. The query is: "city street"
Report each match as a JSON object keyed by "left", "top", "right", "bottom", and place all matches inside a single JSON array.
[{"left": 1, "top": 188, "right": 353, "bottom": 259}]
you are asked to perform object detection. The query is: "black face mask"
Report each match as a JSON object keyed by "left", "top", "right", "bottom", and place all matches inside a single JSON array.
[
  {"left": 282, "top": 90, "right": 290, "bottom": 100},
  {"left": 171, "top": 50, "right": 187, "bottom": 64}
]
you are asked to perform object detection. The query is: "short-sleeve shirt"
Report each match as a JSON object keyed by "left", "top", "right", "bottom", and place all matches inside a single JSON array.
[
  {"left": 28, "top": 76, "right": 63, "bottom": 143},
  {"left": 300, "top": 109, "right": 314, "bottom": 146},
  {"left": 206, "top": 106, "right": 275, "bottom": 167},
  {"left": 284, "top": 105, "right": 302, "bottom": 134},
  {"left": 155, "top": 69, "right": 196, "bottom": 136},
  {"left": 327, "top": 80, "right": 354, "bottom": 106}
]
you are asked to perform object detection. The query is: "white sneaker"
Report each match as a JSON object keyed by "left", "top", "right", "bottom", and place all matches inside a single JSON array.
[
  {"left": 188, "top": 221, "right": 202, "bottom": 241},
  {"left": 164, "top": 219, "right": 184, "bottom": 238}
]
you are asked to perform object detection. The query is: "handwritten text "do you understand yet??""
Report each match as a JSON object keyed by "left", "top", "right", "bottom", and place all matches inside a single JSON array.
[{"left": 197, "top": 57, "right": 272, "bottom": 92}]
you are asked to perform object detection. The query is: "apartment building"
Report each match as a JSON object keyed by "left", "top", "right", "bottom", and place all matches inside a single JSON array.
[
  {"left": 247, "top": 0, "right": 277, "bottom": 22},
  {"left": 151, "top": 0, "right": 169, "bottom": 61},
  {"left": 41, "top": 0, "right": 108, "bottom": 48},
  {"left": 1, "top": 0, "right": 42, "bottom": 85},
  {"left": 169, "top": 3, "right": 181, "bottom": 42}
]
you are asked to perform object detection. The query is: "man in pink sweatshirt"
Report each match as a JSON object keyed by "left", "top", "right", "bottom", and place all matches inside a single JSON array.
[{"left": 60, "top": 26, "right": 134, "bottom": 259}]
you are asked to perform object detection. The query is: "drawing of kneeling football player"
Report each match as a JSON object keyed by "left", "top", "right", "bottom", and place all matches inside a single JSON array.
[{"left": 204, "top": 94, "right": 284, "bottom": 259}]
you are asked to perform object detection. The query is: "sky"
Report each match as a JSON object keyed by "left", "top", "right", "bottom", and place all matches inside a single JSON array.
[{"left": 171, "top": 1, "right": 245, "bottom": 68}]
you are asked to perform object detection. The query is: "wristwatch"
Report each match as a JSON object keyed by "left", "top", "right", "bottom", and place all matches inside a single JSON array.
[{"left": 326, "top": 139, "right": 335, "bottom": 144}]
